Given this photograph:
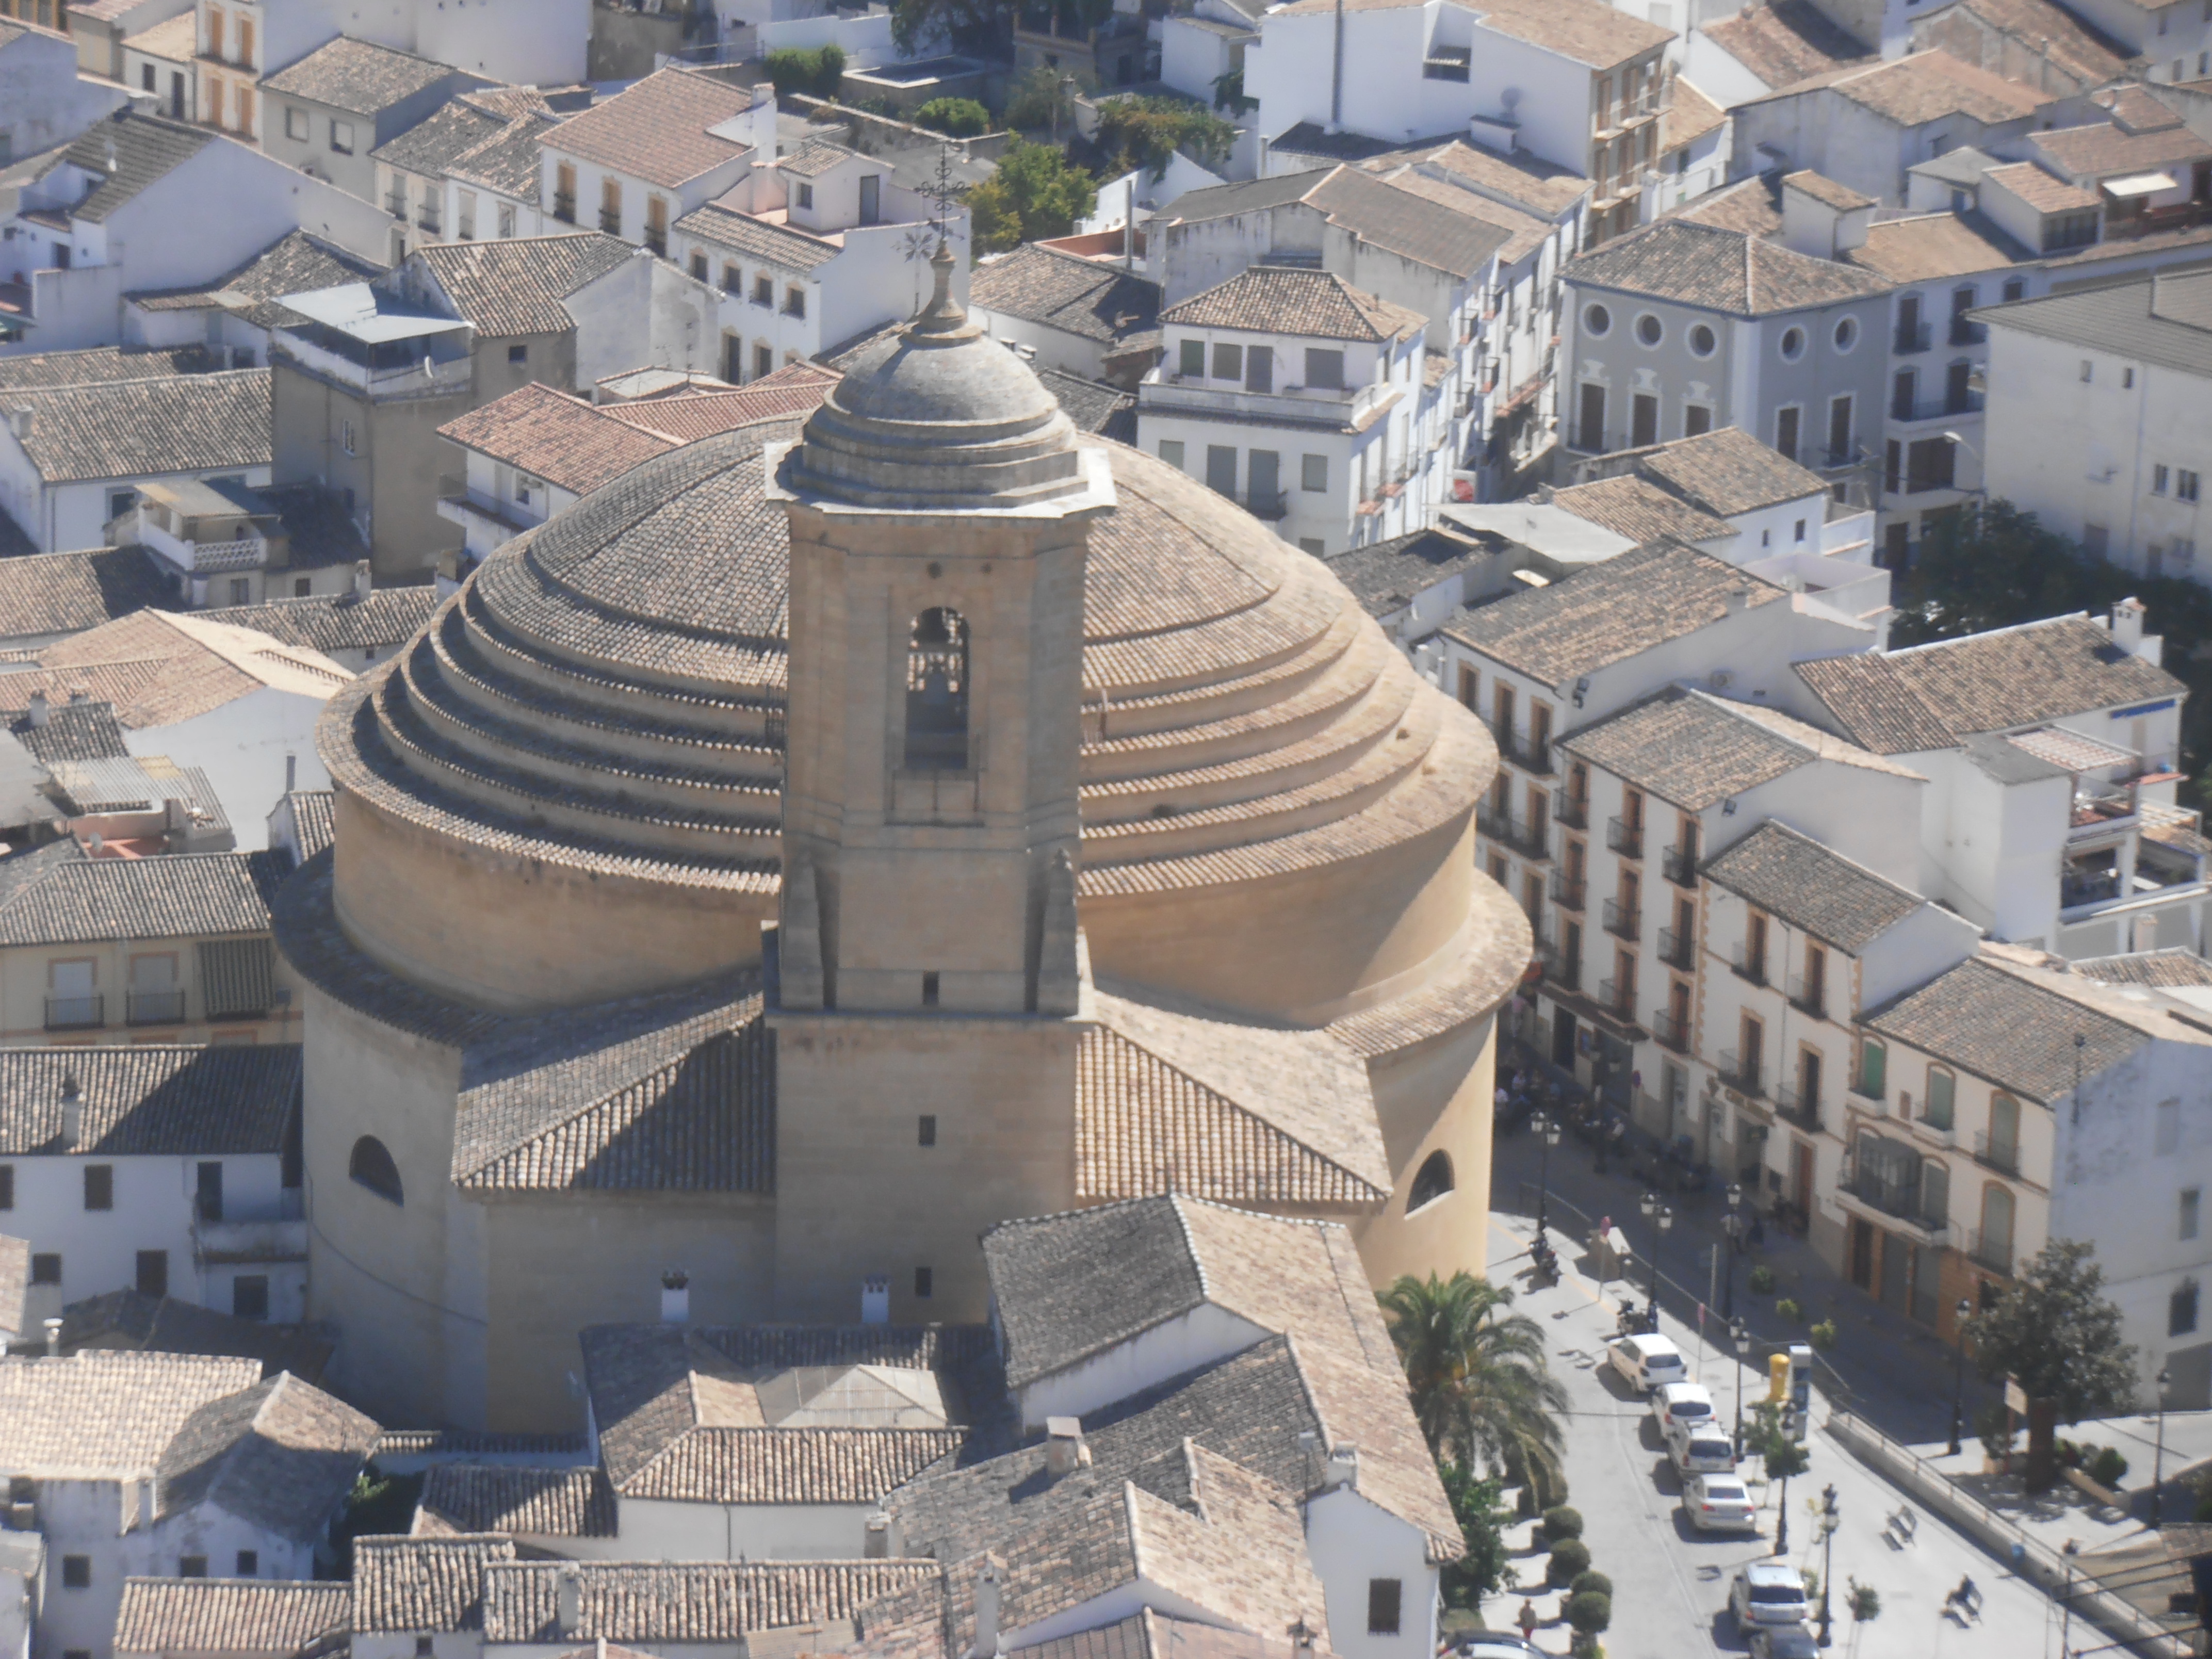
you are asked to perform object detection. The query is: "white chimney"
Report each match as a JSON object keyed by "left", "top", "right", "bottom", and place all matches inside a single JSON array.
[
  {"left": 26, "top": 691, "right": 46, "bottom": 728},
  {"left": 556, "top": 1566, "right": 583, "bottom": 1638},
  {"left": 660, "top": 1267, "right": 690, "bottom": 1324},
  {"left": 7, "top": 406, "right": 30, "bottom": 440},
  {"left": 1779, "top": 171, "right": 1873, "bottom": 260},
  {"left": 353, "top": 559, "right": 372, "bottom": 600},
  {"left": 43, "top": 1316, "right": 62, "bottom": 1356},
  {"left": 860, "top": 1274, "right": 890, "bottom": 1325},
  {"left": 138, "top": 1476, "right": 155, "bottom": 1528},
  {"left": 1325, "top": 1444, "right": 1359, "bottom": 1490},
  {"left": 1725, "top": 588, "right": 1750, "bottom": 615},
  {"left": 864, "top": 1514, "right": 890, "bottom": 1559},
  {"left": 1045, "top": 1417, "right": 1089, "bottom": 1477},
  {"left": 969, "top": 1559, "right": 1002, "bottom": 1659},
  {"left": 2112, "top": 595, "right": 2149, "bottom": 657},
  {"left": 59, "top": 1075, "right": 82, "bottom": 1150}
]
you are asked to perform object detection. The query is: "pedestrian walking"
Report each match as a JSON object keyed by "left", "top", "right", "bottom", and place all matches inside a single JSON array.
[{"left": 1517, "top": 1599, "right": 1539, "bottom": 1641}]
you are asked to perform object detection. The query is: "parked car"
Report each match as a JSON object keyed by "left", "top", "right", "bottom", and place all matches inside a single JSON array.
[
  {"left": 1667, "top": 1422, "right": 1738, "bottom": 1475},
  {"left": 1681, "top": 1472, "right": 1758, "bottom": 1533},
  {"left": 1731, "top": 1562, "right": 1812, "bottom": 1630},
  {"left": 1749, "top": 1625, "right": 1820, "bottom": 1659},
  {"left": 1451, "top": 1638, "right": 1542, "bottom": 1659},
  {"left": 1608, "top": 1331, "right": 1687, "bottom": 1394},
  {"left": 1652, "top": 1380, "right": 1716, "bottom": 1438}
]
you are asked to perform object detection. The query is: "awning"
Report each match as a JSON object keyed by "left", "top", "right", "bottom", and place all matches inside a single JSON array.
[
  {"left": 2103, "top": 171, "right": 2178, "bottom": 198},
  {"left": 199, "top": 938, "right": 276, "bottom": 1019}
]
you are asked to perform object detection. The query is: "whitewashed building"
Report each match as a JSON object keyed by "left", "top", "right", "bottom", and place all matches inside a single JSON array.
[{"left": 0, "top": 13, "right": 132, "bottom": 175}]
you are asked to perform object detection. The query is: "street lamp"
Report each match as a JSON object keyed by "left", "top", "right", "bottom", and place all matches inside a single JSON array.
[
  {"left": 1534, "top": 1111, "right": 1562, "bottom": 1244},
  {"left": 1731, "top": 1316, "right": 1750, "bottom": 1456},
  {"left": 1639, "top": 1195, "right": 1673, "bottom": 1333},
  {"left": 1816, "top": 1484, "right": 1839, "bottom": 1646},
  {"left": 2154, "top": 1365, "right": 2172, "bottom": 1528},
  {"left": 1948, "top": 1296, "right": 1972, "bottom": 1457},
  {"left": 1722, "top": 1181, "right": 1744, "bottom": 1320}
]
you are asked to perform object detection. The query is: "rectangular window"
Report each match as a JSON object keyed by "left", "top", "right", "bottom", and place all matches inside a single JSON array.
[
  {"left": 784, "top": 285, "right": 806, "bottom": 318},
  {"left": 1178, "top": 339, "right": 1204, "bottom": 378},
  {"left": 1368, "top": 1579, "right": 1403, "bottom": 1636},
  {"left": 178, "top": 1557, "right": 206, "bottom": 1579},
  {"left": 1924, "top": 1068, "right": 1954, "bottom": 1130},
  {"left": 2084, "top": 522, "right": 2110, "bottom": 559},
  {"left": 2182, "top": 470, "right": 2202, "bottom": 502},
  {"left": 236, "top": 1552, "right": 258, "bottom": 1577},
  {"left": 0, "top": 1164, "right": 10, "bottom": 1209},
  {"left": 2003, "top": 278, "right": 2026, "bottom": 301},
  {"left": 499, "top": 204, "right": 516, "bottom": 238},
  {"left": 508, "top": 343, "right": 528, "bottom": 365},
  {"left": 2173, "top": 1280, "right": 2200, "bottom": 1336},
  {"left": 136, "top": 1250, "right": 167, "bottom": 1298},
  {"left": 1775, "top": 405, "right": 1800, "bottom": 463},
  {"left": 920, "top": 970, "right": 939, "bottom": 1006},
  {"left": 331, "top": 119, "right": 353, "bottom": 155},
  {"left": 2081, "top": 359, "right": 2094, "bottom": 383},
  {"left": 284, "top": 107, "right": 307, "bottom": 141},
  {"left": 197, "top": 1162, "right": 223, "bottom": 1223},
  {"left": 755, "top": 343, "right": 773, "bottom": 378},
  {"left": 341, "top": 419, "right": 356, "bottom": 456},
  {"left": 753, "top": 273, "right": 774, "bottom": 307},
  {"left": 721, "top": 261, "right": 741, "bottom": 294},
  {"left": 30, "top": 1253, "right": 58, "bottom": 1285},
  {"left": 1305, "top": 348, "right": 1345, "bottom": 389},
  {"left": 796, "top": 182, "right": 814, "bottom": 210},
  {"left": 232, "top": 1275, "right": 269, "bottom": 1321},
  {"left": 1205, "top": 445, "right": 1238, "bottom": 496},
  {"left": 84, "top": 1165, "right": 112, "bottom": 1211},
  {"left": 918, "top": 1114, "right": 937, "bottom": 1147},
  {"left": 1158, "top": 439, "right": 1184, "bottom": 470},
  {"left": 1211, "top": 342, "right": 1243, "bottom": 381},
  {"left": 2184, "top": 1188, "right": 2201, "bottom": 1242},
  {"left": 1684, "top": 404, "right": 1712, "bottom": 437},
  {"left": 914, "top": 1265, "right": 933, "bottom": 1298},
  {"left": 2156, "top": 464, "right": 2171, "bottom": 494},
  {"left": 61, "top": 1556, "right": 90, "bottom": 1590},
  {"left": 458, "top": 190, "right": 477, "bottom": 240},
  {"left": 1245, "top": 345, "right": 1273, "bottom": 393},
  {"left": 1302, "top": 453, "right": 1327, "bottom": 492}
]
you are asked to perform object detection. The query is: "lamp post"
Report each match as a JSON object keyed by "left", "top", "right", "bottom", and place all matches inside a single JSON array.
[
  {"left": 2154, "top": 1365, "right": 2172, "bottom": 1528},
  {"left": 1816, "top": 1484, "right": 1839, "bottom": 1646},
  {"left": 1948, "top": 1296, "right": 1972, "bottom": 1457},
  {"left": 1722, "top": 1181, "right": 1743, "bottom": 1320},
  {"left": 1731, "top": 1316, "right": 1750, "bottom": 1456},
  {"left": 1639, "top": 1194, "right": 1673, "bottom": 1333},
  {"left": 1535, "top": 1111, "right": 1562, "bottom": 1245}
]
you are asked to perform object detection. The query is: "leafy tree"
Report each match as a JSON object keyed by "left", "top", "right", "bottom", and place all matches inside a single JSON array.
[
  {"left": 964, "top": 141, "right": 1096, "bottom": 252},
  {"left": 763, "top": 44, "right": 847, "bottom": 100},
  {"left": 1961, "top": 1239, "right": 2137, "bottom": 1491},
  {"left": 1094, "top": 93, "right": 1236, "bottom": 179},
  {"left": 1211, "top": 68, "right": 1254, "bottom": 115},
  {"left": 1750, "top": 1401, "right": 1809, "bottom": 1550},
  {"left": 1846, "top": 1577, "right": 1882, "bottom": 1659},
  {"left": 914, "top": 96, "right": 990, "bottom": 137},
  {"left": 1378, "top": 1271, "right": 1571, "bottom": 1506},
  {"left": 1437, "top": 1460, "right": 1508, "bottom": 1609},
  {"left": 1002, "top": 63, "right": 1087, "bottom": 134},
  {"left": 891, "top": 0, "right": 1108, "bottom": 57}
]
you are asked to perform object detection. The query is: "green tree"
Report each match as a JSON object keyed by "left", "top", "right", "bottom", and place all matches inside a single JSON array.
[
  {"left": 1845, "top": 1577, "right": 1882, "bottom": 1659},
  {"left": 1002, "top": 63, "right": 1085, "bottom": 135},
  {"left": 1436, "top": 1459, "right": 1508, "bottom": 1609},
  {"left": 1961, "top": 1239, "right": 2137, "bottom": 1492},
  {"left": 891, "top": 0, "right": 1108, "bottom": 57},
  {"left": 914, "top": 96, "right": 990, "bottom": 136},
  {"left": 763, "top": 44, "right": 847, "bottom": 99},
  {"left": 1750, "top": 1401, "right": 1809, "bottom": 1551},
  {"left": 964, "top": 141, "right": 1096, "bottom": 252},
  {"left": 1378, "top": 1271, "right": 1571, "bottom": 1506},
  {"left": 1211, "top": 68, "right": 1254, "bottom": 115},
  {"left": 1093, "top": 93, "right": 1237, "bottom": 179}
]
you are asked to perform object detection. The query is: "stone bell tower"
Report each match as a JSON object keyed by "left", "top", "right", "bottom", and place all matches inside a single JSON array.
[{"left": 762, "top": 241, "right": 1116, "bottom": 1322}]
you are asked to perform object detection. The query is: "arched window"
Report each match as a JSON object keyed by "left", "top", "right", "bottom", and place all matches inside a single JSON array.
[
  {"left": 1979, "top": 1183, "right": 2014, "bottom": 1273},
  {"left": 1924, "top": 1066, "right": 1955, "bottom": 1130},
  {"left": 904, "top": 608, "right": 968, "bottom": 771},
  {"left": 349, "top": 1135, "right": 403, "bottom": 1206},
  {"left": 1407, "top": 1149, "right": 1453, "bottom": 1212}
]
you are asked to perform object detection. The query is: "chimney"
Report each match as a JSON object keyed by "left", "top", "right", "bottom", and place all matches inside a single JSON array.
[
  {"left": 1725, "top": 588, "right": 1749, "bottom": 615},
  {"left": 969, "top": 1559, "right": 1003, "bottom": 1659},
  {"left": 556, "top": 1566, "right": 583, "bottom": 1638},
  {"left": 67, "top": 688, "right": 87, "bottom": 705},
  {"left": 138, "top": 1476, "right": 155, "bottom": 1528},
  {"left": 7, "top": 406, "right": 30, "bottom": 441},
  {"left": 1779, "top": 172, "right": 1873, "bottom": 261},
  {"left": 353, "top": 559, "right": 372, "bottom": 600},
  {"left": 43, "top": 1317, "right": 62, "bottom": 1356},
  {"left": 1045, "top": 1417, "right": 1089, "bottom": 1477},
  {"left": 660, "top": 1267, "right": 690, "bottom": 1324},
  {"left": 26, "top": 691, "right": 46, "bottom": 729},
  {"left": 863, "top": 1514, "right": 890, "bottom": 1559},
  {"left": 2112, "top": 595, "right": 2149, "bottom": 657},
  {"left": 59, "top": 1074, "right": 82, "bottom": 1150},
  {"left": 1324, "top": 1444, "right": 1359, "bottom": 1491},
  {"left": 860, "top": 1274, "right": 890, "bottom": 1325}
]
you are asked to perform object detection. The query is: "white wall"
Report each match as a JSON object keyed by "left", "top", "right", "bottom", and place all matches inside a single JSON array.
[
  {"left": 0, "top": 28, "right": 129, "bottom": 162},
  {"left": 564, "top": 256, "right": 723, "bottom": 392},
  {"left": 1303, "top": 1487, "right": 1438, "bottom": 1659},
  {"left": 1015, "top": 1304, "right": 1271, "bottom": 1429},
  {"left": 414, "top": 0, "right": 588, "bottom": 83},
  {"left": 123, "top": 685, "right": 336, "bottom": 852},
  {"left": 617, "top": 1498, "right": 873, "bottom": 1560}
]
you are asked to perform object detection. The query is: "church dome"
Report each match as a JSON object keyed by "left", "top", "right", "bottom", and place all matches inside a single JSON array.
[{"left": 318, "top": 416, "right": 1502, "bottom": 1017}]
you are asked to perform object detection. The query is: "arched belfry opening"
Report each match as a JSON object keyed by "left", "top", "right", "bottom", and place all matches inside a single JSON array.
[{"left": 904, "top": 607, "right": 969, "bottom": 770}]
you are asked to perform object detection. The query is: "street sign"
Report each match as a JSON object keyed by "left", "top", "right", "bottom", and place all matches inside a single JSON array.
[{"left": 2005, "top": 1377, "right": 2028, "bottom": 1415}]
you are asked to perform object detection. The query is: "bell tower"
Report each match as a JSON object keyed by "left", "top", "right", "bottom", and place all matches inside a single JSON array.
[{"left": 763, "top": 242, "right": 1115, "bottom": 1321}]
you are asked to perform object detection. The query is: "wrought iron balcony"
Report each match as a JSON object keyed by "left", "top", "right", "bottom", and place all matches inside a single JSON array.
[
  {"left": 1774, "top": 1083, "right": 1821, "bottom": 1133},
  {"left": 1606, "top": 815, "right": 1644, "bottom": 859},
  {"left": 1786, "top": 972, "right": 1827, "bottom": 1019},
  {"left": 1657, "top": 925, "right": 1694, "bottom": 969},
  {"left": 1718, "top": 1049, "right": 1764, "bottom": 1097},
  {"left": 1602, "top": 898, "right": 1640, "bottom": 940},
  {"left": 1966, "top": 1228, "right": 2013, "bottom": 1275},
  {"left": 1653, "top": 1008, "right": 1690, "bottom": 1052},
  {"left": 1478, "top": 806, "right": 1550, "bottom": 860},
  {"left": 552, "top": 192, "right": 576, "bottom": 223},
  {"left": 1596, "top": 977, "right": 1637, "bottom": 1022},
  {"left": 1893, "top": 320, "right": 1931, "bottom": 354},
  {"left": 1549, "top": 871, "right": 1587, "bottom": 912},
  {"left": 1536, "top": 937, "right": 1579, "bottom": 992},
  {"left": 599, "top": 207, "right": 623, "bottom": 235},
  {"left": 45, "top": 994, "right": 103, "bottom": 1031},
  {"left": 1731, "top": 945, "right": 1767, "bottom": 987},
  {"left": 1662, "top": 843, "right": 1699, "bottom": 887},
  {"left": 1972, "top": 1132, "right": 2021, "bottom": 1177},
  {"left": 1553, "top": 789, "right": 1589, "bottom": 831},
  {"left": 127, "top": 990, "right": 186, "bottom": 1026},
  {"left": 1491, "top": 720, "right": 1555, "bottom": 776}
]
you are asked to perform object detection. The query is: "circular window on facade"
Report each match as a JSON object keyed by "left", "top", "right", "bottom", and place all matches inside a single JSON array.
[
  {"left": 1780, "top": 327, "right": 1807, "bottom": 360},
  {"left": 1583, "top": 303, "right": 1612, "bottom": 337},
  {"left": 1833, "top": 316, "right": 1859, "bottom": 352},
  {"left": 1688, "top": 323, "right": 1717, "bottom": 358},
  {"left": 1635, "top": 313, "right": 1664, "bottom": 347}
]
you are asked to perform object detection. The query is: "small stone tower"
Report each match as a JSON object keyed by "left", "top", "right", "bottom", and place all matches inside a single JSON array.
[{"left": 763, "top": 242, "right": 1116, "bottom": 1321}]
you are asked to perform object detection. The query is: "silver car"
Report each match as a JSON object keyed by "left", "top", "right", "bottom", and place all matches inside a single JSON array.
[
  {"left": 1749, "top": 1625, "right": 1820, "bottom": 1659},
  {"left": 1681, "top": 1472, "right": 1758, "bottom": 1533},
  {"left": 1667, "top": 1422, "right": 1738, "bottom": 1475},
  {"left": 1731, "top": 1562, "right": 1812, "bottom": 1630}
]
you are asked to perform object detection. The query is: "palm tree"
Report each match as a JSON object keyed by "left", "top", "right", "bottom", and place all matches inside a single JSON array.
[{"left": 1379, "top": 1271, "right": 1571, "bottom": 1505}]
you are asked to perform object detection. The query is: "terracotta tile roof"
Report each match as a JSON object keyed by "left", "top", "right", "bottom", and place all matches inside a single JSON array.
[
  {"left": 1567, "top": 218, "right": 1890, "bottom": 315},
  {"left": 1627, "top": 424, "right": 1831, "bottom": 514},
  {"left": 120, "top": 11, "right": 198, "bottom": 62},
  {"left": 414, "top": 1466, "right": 617, "bottom": 1537},
  {"left": 448, "top": 109, "right": 565, "bottom": 197},
  {"left": 62, "top": 112, "right": 214, "bottom": 224},
  {"left": 970, "top": 244, "right": 1161, "bottom": 345},
  {"left": 1037, "top": 368, "right": 1135, "bottom": 437},
  {"left": 156, "top": 1373, "right": 380, "bottom": 1541},
  {"left": 1765, "top": 50, "right": 2046, "bottom": 126},
  {"left": 1672, "top": 175, "right": 1784, "bottom": 236},
  {"left": 0, "top": 1043, "right": 298, "bottom": 1157},
  {"left": 1018, "top": 1611, "right": 1302, "bottom": 1659},
  {"left": 1443, "top": 541, "right": 1786, "bottom": 685},
  {"left": 282, "top": 789, "right": 336, "bottom": 864},
  {"left": 1548, "top": 475, "right": 1734, "bottom": 544},
  {"left": 1783, "top": 169, "right": 1876, "bottom": 210},
  {"left": 1933, "top": 0, "right": 2137, "bottom": 89},
  {"left": 1845, "top": 211, "right": 2025, "bottom": 283},
  {"left": 200, "top": 588, "right": 441, "bottom": 659},
  {"left": 481, "top": 1561, "right": 940, "bottom": 1644},
  {"left": 0, "top": 547, "right": 174, "bottom": 643},
  {"left": 981, "top": 1194, "right": 1458, "bottom": 1555},
  {"left": 547, "top": 68, "right": 759, "bottom": 190},
  {"left": 1865, "top": 955, "right": 2149, "bottom": 1099},
  {"left": 372, "top": 96, "right": 510, "bottom": 177},
  {"left": 351, "top": 1535, "right": 516, "bottom": 1633},
  {"left": 1160, "top": 267, "right": 1424, "bottom": 341},
  {"left": 1800, "top": 614, "right": 2186, "bottom": 750},
  {"left": 1700, "top": 0, "right": 1874, "bottom": 88},
  {"left": 12, "top": 609, "right": 352, "bottom": 729},
  {"left": 3, "top": 367, "right": 269, "bottom": 484},
  {"left": 2095, "top": 84, "right": 2186, "bottom": 132},
  {"left": 1983, "top": 159, "right": 2102, "bottom": 211},
  {"left": 1276, "top": 0, "right": 1665, "bottom": 64},
  {"left": 1560, "top": 685, "right": 1915, "bottom": 810},
  {"left": 2072, "top": 947, "right": 2212, "bottom": 988},
  {"left": 116, "top": 1579, "right": 351, "bottom": 1657},
  {"left": 0, "top": 344, "right": 220, "bottom": 389},
  {"left": 675, "top": 200, "right": 843, "bottom": 273},
  {"left": 612, "top": 1427, "right": 966, "bottom": 1504},
  {"left": 1155, "top": 167, "right": 1335, "bottom": 227},
  {"left": 259, "top": 36, "right": 458, "bottom": 117},
  {"left": 7, "top": 695, "right": 131, "bottom": 761},
  {"left": 1076, "top": 988, "right": 1390, "bottom": 1206},
  {"left": 1701, "top": 819, "right": 1924, "bottom": 952},
  {"left": 1368, "top": 166, "right": 1554, "bottom": 265},
  {"left": 1300, "top": 167, "right": 1515, "bottom": 280},
  {"left": 1388, "top": 139, "right": 1591, "bottom": 219},
  {"left": 127, "top": 230, "right": 388, "bottom": 330},
  {"left": 411, "top": 233, "right": 636, "bottom": 338},
  {"left": 0, "top": 1351, "right": 264, "bottom": 1478},
  {"left": 438, "top": 382, "right": 677, "bottom": 496},
  {"left": 602, "top": 379, "right": 837, "bottom": 442},
  {"left": 2031, "top": 117, "right": 2212, "bottom": 181},
  {"left": 57, "top": 1289, "right": 334, "bottom": 1382},
  {"left": 0, "top": 846, "right": 284, "bottom": 949},
  {"left": 779, "top": 137, "right": 860, "bottom": 178}
]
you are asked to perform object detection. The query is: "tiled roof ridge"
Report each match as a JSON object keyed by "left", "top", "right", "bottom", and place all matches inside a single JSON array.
[
  {"left": 1710, "top": 815, "right": 1917, "bottom": 899},
  {"left": 1884, "top": 607, "right": 2091, "bottom": 656},
  {"left": 1168, "top": 1191, "right": 1209, "bottom": 1304},
  {"left": 8, "top": 362, "right": 266, "bottom": 399}
]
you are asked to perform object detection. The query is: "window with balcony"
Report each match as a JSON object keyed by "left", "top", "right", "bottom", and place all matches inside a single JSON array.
[
  {"left": 331, "top": 119, "right": 354, "bottom": 156},
  {"left": 47, "top": 958, "right": 98, "bottom": 1031},
  {"left": 128, "top": 953, "right": 183, "bottom": 1026},
  {"left": 1855, "top": 1035, "right": 1886, "bottom": 1098},
  {"left": 1924, "top": 1066, "right": 1954, "bottom": 1130},
  {"left": 600, "top": 177, "right": 622, "bottom": 237},
  {"left": 1978, "top": 1091, "right": 2021, "bottom": 1174},
  {"left": 754, "top": 273, "right": 774, "bottom": 307},
  {"left": 553, "top": 161, "right": 576, "bottom": 221},
  {"left": 645, "top": 195, "right": 669, "bottom": 256}
]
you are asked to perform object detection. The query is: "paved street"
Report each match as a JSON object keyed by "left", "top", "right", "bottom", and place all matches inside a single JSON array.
[{"left": 1488, "top": 1212, "right": 2072, "bottom": 1658}]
